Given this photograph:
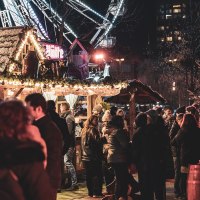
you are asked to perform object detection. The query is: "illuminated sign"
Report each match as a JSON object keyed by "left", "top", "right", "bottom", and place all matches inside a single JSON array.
[{"left": 41, "top": 43, "right": 64, "bottom": 60}]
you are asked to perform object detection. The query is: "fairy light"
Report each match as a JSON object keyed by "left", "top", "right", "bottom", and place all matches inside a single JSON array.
[
  {"left": 22, "top": 0, "right": 48, "bottom": 38},
  {"left": 95, "top": 0, "right": 125, "bottom": 48},
  {"left": 14, "top": 29, "right": 45, "bottom": 63},
  {"left": 29, "top": 34, "right": 45, "bottom": 60},
  {"left": 0, "top": 75, "right": 128, "bottom": 95},
  {"left": 15, "top": 31, "right": 30, "bottom": 61}
]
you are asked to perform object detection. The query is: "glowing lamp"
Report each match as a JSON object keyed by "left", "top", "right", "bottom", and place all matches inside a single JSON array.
[{"left": 94, "top": 53, "right": 104, "bottom": 60}]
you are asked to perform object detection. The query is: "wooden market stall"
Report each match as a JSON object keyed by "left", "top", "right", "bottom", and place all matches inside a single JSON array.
[{"left": 105, "top": 79, "right": 166, "bottom": 134}]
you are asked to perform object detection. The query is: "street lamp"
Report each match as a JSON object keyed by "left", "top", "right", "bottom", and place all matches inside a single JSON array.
[
  {"left": 115, "top": 58, "right": 125, "bottom": 73},
  {"left": 116, "top": 58, "right": 124, "bottom": 62},
  {"left": 172, "top": 81, "right": 176, "bottom": 91}
]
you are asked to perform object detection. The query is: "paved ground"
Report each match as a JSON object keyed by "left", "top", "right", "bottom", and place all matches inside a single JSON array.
[{"left": 57, "top": 180, "right": 175, "bottom": 200}]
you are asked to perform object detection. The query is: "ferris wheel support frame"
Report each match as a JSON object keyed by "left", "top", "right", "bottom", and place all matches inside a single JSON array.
[{"left": 0, "top": 0, "right": 124, "bottom": 47}]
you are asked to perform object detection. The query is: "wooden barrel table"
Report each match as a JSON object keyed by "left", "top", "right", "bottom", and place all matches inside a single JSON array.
[{"left": 187, "top": 163, "right": 200, "bottom": 200}]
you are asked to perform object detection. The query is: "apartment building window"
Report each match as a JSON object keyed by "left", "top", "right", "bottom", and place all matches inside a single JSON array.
[
  {"left": 173, "top": 4, "right": 181, "bottom": 8},
  {"left": 166, "top": 14, "right": 172, "bottom": 19},
  {"left": 174, "top": 31, "right": 180, "bottom": 35},
  {"left": 166, "top": 36, "right": 173, "bottom": 42},
  {"left": 178, "top": 36, "right": 182, "bottom": 40},
  {"left": 173, "top": 8, "right": 181, "bottom": 13},
  {"left": 160, "top": 38, "right": 165, "bottom": 42},
  {"left": 158, "top": 26, "right": 165, "bottom": 31}
]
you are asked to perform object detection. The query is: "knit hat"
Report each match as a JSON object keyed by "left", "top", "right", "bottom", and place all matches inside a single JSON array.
[
  {"left": 102, "top": 110, "right": 112, "bottom": 122},
  {"left": 93, "top": 104, "right": 103, "bottom": 114}
]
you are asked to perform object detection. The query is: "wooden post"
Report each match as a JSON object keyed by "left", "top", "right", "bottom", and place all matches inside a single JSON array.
[
  {"left": 129, "top": 92, "right": 136, "bottom": 140},
  {"left": 0, "top": 88, "right": 4, "bottom": 100},
  {"left": 87, "top": 95, "right": 92, "bottom": 118},
  {"left": 87, "top": 95, "right": 98, "bottom": 118}
]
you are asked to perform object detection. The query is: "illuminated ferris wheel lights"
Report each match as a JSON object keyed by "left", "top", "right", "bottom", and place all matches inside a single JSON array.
[
  {"left": 41, "top": 0, "right": 78, "bottom": 38},
  {"left": 23, "top": 0, "right": 48, "bottom": 38},
  {"left": 95, "top": 0, "right": 125, "bottom": 48},
  {"left": 112, "top": 0, "right": 125, "bottom": 23},
  {"left": 73, "top": 0, "right": 110, "bottom": 23}
]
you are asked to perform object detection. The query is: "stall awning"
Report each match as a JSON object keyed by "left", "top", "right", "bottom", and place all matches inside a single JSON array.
[{"left": 105, "top": 80, "right": 166, "bottom": 104}]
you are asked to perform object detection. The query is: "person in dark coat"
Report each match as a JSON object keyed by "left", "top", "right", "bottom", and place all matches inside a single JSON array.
[
  {"left": 81, "top": 115, "right": 104, "bottom": 198},
  {"left": 25, "top": 93, "right": 63, "bottom": 200},
  {"left": 169, "top": 113, "right": 184, "bottom": 199},
  {"left": 47, "top": 100, "right": 70, "bottom": 154},
  {"left": 107, "top": 116, "right": 129, "bottom": 200},
  {"left": 171, "top": 114, "right": 200, "bottom": 200},
  {"left": 132, "top": 111, "right": 169, "bottom": 200},
  {"left": 47, "top": 100, "right": 71, "bottom": 190},
  {"left": 0, "top": 100, "right": 54, "bottom": 200}
]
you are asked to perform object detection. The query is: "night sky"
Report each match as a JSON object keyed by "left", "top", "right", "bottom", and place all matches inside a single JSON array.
[{"left": 113, "top": 0, "right": 157, "bottom": 55}]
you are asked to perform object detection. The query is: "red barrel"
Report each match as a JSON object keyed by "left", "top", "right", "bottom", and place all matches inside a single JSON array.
[{"left": 187, "top": 163, "right": 200, "bottom": 200}]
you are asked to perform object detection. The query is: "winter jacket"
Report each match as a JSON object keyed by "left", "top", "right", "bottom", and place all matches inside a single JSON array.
[
  {"left": 60, "top": 111, "right": 76, "bottom": 148},
  {"left": 33, "top": 115, "right": 62, "bottom": 189},
  {"left": 172, "top": 127, "right": 200, "bottom": 167},
  {"left": 48, "top": 111, "right": 70, "bottom": 154},
  {"left": 131, "top": 122, "right": 172, "bottom": 176},
  {"left": 107, "top": 128, "right": 129, "bottom": 164},
  {"left": 169, "top": 121, "right": 180, "bottom": 157},
  {"left": 81, "top": 126, "right": 104, "bottom": 162}
]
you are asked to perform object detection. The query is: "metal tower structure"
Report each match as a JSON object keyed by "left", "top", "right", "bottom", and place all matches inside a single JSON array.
[{"left": 0, "top": 0, "right": 125, "bottom": 47}]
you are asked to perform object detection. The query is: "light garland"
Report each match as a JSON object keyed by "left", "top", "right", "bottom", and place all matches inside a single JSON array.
[
  {"left": 15, "top": 31, "right": 30, "bottom": 61},
  {"left": 0, "top": 76, "right": 128, "bottom": 96},
  {"left": 29, "top": 34, "right": 45, "bottom": 60},
  {"left": 14, "top": 30, "right": 45, "bottom": 61}
]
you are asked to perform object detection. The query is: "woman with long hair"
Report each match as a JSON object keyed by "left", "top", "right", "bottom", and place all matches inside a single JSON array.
[
  {"left": 81, "top": 115, "right": 104, "bottom": 198},
  {"left": 172, "top": 113, "right": 200, "bottom": 200},
  {"left": 0, "top": 99, "right": 53, "bottom": 200}
]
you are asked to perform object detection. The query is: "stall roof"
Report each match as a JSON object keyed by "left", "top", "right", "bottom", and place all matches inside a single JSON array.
[
  {"left": 105, "top": 80, "right": 166, "bottom": 104},
  {"left": 0, "top": 26, "right": 44, "bottom": 71}
]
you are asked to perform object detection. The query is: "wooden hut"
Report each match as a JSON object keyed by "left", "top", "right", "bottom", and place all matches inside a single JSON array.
[{"left": 0, "top": 26, "right": 45, "bottom": 77}]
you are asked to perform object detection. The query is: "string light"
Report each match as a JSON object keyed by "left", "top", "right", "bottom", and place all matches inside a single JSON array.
[
  {"left": 15, "top": 31, "right": 30, "bottom": 61},
  {"left": 0, "top": 76, "right": 128, "bottom": 95},
  {"left": 29, "top": 34, "right": 45, "bottom": 60},
  {"left": 14, "top": 29, "right": 45, "bottom": 62},
  {"left": 73, "top": 0, "right": 110, "bottom": 22}
]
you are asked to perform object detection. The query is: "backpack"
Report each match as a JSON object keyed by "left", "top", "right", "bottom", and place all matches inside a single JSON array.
[{"left": 0, "top": 169, "right": 25, "bottom": 200}]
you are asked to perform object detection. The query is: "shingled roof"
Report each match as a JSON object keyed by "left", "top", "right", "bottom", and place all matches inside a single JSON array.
[{"left": 0, "top": 26, "right": 44, "bottom": 72}]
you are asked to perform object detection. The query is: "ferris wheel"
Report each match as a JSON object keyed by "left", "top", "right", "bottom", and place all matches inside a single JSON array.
[{"left": 0, "top": 0, "right": 125, "bottom": 48}]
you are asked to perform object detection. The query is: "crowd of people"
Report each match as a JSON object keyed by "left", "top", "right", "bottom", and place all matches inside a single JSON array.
[
  {"left": 0, "top": 95, "right": 200, "bottom": 200},
  {"left": 80, "top": 104, "right": 200, "bottom": 200}
]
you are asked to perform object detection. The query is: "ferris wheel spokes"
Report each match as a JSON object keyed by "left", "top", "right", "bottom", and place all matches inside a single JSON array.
[
  {"left": 0, "top": 10, "right": 12, "bottom": 27},
  {"left": 0, "top": 0, "right": 125, "bottom": 47},
  {"left": 32, "top": 0, "right": 78, "bottom": 39}
]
